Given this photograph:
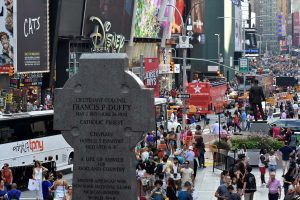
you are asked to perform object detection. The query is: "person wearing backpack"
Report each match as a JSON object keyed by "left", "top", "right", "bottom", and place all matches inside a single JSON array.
[
  {"left": 7, "top": 183, "right": 21, "bottom": 200},
  {"left": 242, "top": 165, "right": 256, "bottom": 200}
]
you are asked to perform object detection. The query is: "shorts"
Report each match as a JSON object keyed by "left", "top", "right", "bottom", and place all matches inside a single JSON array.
[{"left": 259, "top": 167, "right": 266, "bottom": 175}]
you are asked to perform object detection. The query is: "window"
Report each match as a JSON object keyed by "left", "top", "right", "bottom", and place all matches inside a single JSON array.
[{"left": 0, "top": 115, "right": 60, "bottom": 144}]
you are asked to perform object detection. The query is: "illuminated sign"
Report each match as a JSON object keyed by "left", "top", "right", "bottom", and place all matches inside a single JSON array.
[{"left": 89, "top": 16, "right": 125, "bottom": 53}]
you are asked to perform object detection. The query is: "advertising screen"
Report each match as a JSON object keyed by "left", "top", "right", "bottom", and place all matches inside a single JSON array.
[
  {"left": 15, "top": 0, "right": 49, "bottom": 73},
  {"left": 82, "top": 0, "right": 134, "bottom": 40},
  {"left": 0, "top": 0, "right": 14, "bottom": 73},
  {"left": 135, "top": 0, "right": 162, "bottom": 38}
]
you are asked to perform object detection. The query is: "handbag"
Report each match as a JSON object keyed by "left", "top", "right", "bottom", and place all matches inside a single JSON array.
[{"left": 28, "top": 179, "right": 39, "bottom": 191}]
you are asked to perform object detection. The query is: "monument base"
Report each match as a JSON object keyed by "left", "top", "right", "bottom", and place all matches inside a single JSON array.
[{"left": 250, "top": 121, "right": 269, "bottom": 134}]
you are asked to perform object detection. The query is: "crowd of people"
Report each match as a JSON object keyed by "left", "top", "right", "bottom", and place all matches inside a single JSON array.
[
  {"left": 135, "top": 125, "right": 206, "bottom": 200},
  {"left": 0, "top": 160, "right": 72, "bottom": 200}
]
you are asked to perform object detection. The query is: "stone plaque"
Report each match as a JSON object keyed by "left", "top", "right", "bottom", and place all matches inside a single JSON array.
[{"left": 54, "top": 54, "right": 154, "bottom": 200}]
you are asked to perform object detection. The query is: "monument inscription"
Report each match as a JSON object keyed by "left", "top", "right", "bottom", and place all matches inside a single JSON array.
[{"left": 54, "top": 54, "right": 154, "bottom": 200}]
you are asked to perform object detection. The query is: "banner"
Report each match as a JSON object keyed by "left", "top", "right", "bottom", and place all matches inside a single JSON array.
[
  {"left": 0, "top": 0, "right": 14, "bottom": 73},
  {"left": 14, "top": 0, "right": 49, "bottom": 73},
  {"left": 144, "top": 58, "right": 159, "bottom": 98}
]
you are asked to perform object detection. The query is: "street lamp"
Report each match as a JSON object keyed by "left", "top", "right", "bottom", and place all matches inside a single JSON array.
[
  {"left": 214, "top": 34, "right": 220, "bottom": 72},
  {"left": 158, "top": 0, "right": 204, "bottom": 132}
]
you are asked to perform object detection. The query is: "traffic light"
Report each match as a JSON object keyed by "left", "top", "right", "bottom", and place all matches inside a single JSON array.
[
  {"left": 8, "top": 66, "right": 14, "bottom": 77},
  {"left": 170, "top": 62, "right": 174, "bottom": 73}
]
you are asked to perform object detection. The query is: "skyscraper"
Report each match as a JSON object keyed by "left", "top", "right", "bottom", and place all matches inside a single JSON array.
[{"left": 252, "top": 0, "right": 280, "bottom": 54}]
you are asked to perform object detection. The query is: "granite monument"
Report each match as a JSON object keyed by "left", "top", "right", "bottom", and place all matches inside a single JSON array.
[{"left": 54, "top": 54, "right": 154, "bottom": 200}]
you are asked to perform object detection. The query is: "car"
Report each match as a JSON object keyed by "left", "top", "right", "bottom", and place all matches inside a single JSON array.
[{"left": 269, "top": 119, "right": 300, "bottom": 132}]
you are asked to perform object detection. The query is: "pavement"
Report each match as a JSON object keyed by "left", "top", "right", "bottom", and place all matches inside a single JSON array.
[
  {"left": 20, "top": 163, "right": 288, "bottom": 200},
  {"left": 193, "top": 165, "right": 286, "bottom": 200}
]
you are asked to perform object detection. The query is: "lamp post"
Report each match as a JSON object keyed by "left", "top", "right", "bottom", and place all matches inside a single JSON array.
[
  {"left": 159, "top": 1, "right": 204, "bottom": 132},
  {"left": 214, "top": 34, "right": 220, "bottom": 72}
]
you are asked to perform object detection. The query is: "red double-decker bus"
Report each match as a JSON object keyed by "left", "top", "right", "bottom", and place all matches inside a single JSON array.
[{"left": 186, "top": 81, "right": 227, "bottom": 114}]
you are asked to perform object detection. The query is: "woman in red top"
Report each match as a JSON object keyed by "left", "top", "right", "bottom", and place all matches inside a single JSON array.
[
  {"left": 157, "top": 139, "right": 167, "bottom": 160},
  {"left": 1, "top": 163, "right": 13, "bottom": 191},
  {"left": 272, "top": 124, "right": 280, "bottom": 139}
]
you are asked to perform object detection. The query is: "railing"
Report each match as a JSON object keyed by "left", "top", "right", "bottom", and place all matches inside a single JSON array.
[{"left": 212, "top": 149, "right": 236, "bottom": 172}]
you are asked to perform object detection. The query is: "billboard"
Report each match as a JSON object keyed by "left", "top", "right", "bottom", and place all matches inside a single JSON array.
[
  {"left": 190, "top": 0, "right": 204, "bottom": 34},
  {"left": 82, "top": 0, "right": 134, "bottom": 40},
  {"left": 144, "top": 58, "right": 159, "bottom": 97},
  {"left": 286, "top": 14, "right": 293, "bottom": 36},
  {"left": 0, "top": 0, "right": 14, "bottom": 73},
  {"left": 135, "top": 0, "right": 163, "bottom": 38},
  {"left": 293, "top": 12, "right": 300, "bottom": 46},
  {"left": 15, "top": 0, "right": 49, "bottom": 73},
  {"left": 172, "top": 0, "right": 185, "bottom": 34}
]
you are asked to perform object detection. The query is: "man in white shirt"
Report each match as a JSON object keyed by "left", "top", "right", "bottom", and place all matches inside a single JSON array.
[
  {"left": 211, "top": 121, "right": 222, "bottom": 135},
  {"left": 180, "top": 161, "right": 194, "bottom": 187},
  {"left": 293, "top": 103, "right": 298, "bottom": 119},
  {"left": 170, "top": 111, "right": 178, "bottom": 123}
]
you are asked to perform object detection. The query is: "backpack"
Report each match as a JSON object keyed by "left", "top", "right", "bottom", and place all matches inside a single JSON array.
[
  {"left": 246, "top": 173, "right": 256, "bottom": 192},
  {"left": 155, "top": 163, "right": 164, "bottom": 175}
]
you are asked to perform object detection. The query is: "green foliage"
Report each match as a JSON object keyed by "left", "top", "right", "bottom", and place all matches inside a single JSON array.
[
  {"left": 231, "top": 135, "right": 284, "bottom": 152},
  {"left": 213, "top": 140, "right": 231, "bottom": 151}
]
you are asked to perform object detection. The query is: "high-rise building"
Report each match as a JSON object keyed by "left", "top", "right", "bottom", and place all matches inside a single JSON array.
[
  {"left": 292, "top": 0, "right": 300, "bottom": 13},
  {"left": 252, "top": 0, "right": 280, "bottom": 54}
]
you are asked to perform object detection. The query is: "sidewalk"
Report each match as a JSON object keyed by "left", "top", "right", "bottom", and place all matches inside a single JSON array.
[{"left": 193, "top": 165, "right": 286, "bottom": 200}]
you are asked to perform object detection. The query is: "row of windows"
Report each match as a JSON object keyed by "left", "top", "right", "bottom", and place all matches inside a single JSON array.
[{"left": 0, "top": 115, "right": 60, "bottom": 144}]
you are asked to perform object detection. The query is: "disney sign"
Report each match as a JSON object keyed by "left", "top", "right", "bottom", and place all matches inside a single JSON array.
[{"left": 89, "top": 16, "right": 125, "bottom": 53}]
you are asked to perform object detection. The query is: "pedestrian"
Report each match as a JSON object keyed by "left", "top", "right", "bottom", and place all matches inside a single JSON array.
[
  {"left": 241, "top": 109, "right": 247, "bottom": 130},
  {"left": 212, "top": 121, "right": 222, "bottom": 135},
  {"left": 0, "top": 180, "right": 7, "bottom": 199},
  {"left": 7, "top": 183, "right": 21, "bottom": 200},
  {"left": 178, "top": 181, "right": 193, "bottom": 200},
  {"left": 267, "top": 172, "right": 281, "bottom": 200},
  {"left": 268, "top": 150, "right": 279, "bottom": 173},
  {"left": 281, "top": 111, "right": 287, "bottom": 119},
  {"left": 42, "top": 173, "right": 53, "bottom": 200},
  {"left": 171, "top": 157, "right": 181, "bottom": 189},
  {"left": 258, "top": 148, "right": 267, "bottom": 186},
  {"left": 50, "top": 173, "right": 68, "bottom": 200},
  {"left": 242, "top": 165, "right": 257, "bottom": 200},
  {"left": 227, "top": 185, "right": 241, "bottom": 200},
  {"left": 215, "top": 176, "right": 231, "bottom": 200},
  {"left": 283, "top": 168, "right": 295, "bottom": 196},
  {"left": 195, "top": 136, "right": 206, "bottom": 168},
  {"left": 32, "top": 160, "right": 48, "bottom": 200},
  {"left": 184, "top": 146, "right": 195, "bottom": 171},
  {"left": 150, "top": 180, "right": 166, "bottom": 200},
  {"left": 166, "top": 178, "right": 177, "bottom": 200},
  {"left": 1, "top": 163, "right": 13, "bottom": 191},
  {"left": 180, "top": 161, "right": 194, "bottom": 188},
  {"left": 293, "top": 102, "right": 298, "bottom": 118},
  {"left": 279, "top": 142, "right": 295, "bottom": 176},
  {"left": 268, "top": 105, "right": 274, "bottom": 122},
  {"left": 233, "top": 114, "right": 242, "bottom": 133},
  {"left": 64, "top": 185, "right": 72, "bottom": 200},
  {"left": 246, "top": 113, "right": 253, "bottom": 131}
]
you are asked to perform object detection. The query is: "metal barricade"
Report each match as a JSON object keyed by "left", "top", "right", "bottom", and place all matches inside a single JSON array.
[{"left": 213, "top": 150, "right": 236, "bottom": 172}]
